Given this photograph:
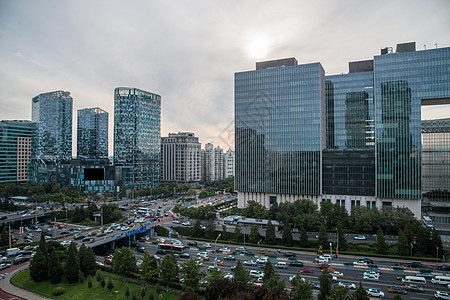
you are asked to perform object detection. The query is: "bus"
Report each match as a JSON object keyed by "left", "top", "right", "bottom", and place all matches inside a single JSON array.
[
  {"left": 158, "top": 244, "right": 186, "bottom": 254},
  {"left": 431, "top": 276, "right": 450, "bottom": 285},
  {"left": 402, "top": 276, "right": 426, "bottom": 285},
  {"left": 422, "top": 216, "right": 434, "bottom": 229}
]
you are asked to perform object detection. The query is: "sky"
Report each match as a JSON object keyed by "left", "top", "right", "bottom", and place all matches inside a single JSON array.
[{"left": 0, "top": 0, "right": 449, "bottom": 156}]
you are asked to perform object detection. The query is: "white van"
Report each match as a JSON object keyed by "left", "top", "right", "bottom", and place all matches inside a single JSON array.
[
  {"left": 275, "top": 262, "right": 288, "bottom": 269},
  {"left": 431, "top": 276, "right": 450, "bottom": 285},
  {"left": 402, "top": 276, "right": 426, "bottom": 285}
]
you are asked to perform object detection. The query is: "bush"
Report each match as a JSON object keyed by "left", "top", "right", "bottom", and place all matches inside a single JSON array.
[
  {"left": 52, "top": 287, "right": 66, "bottom": 296},
  {"left": 155, "top": 225, "right": 169, "bottom": 237}
]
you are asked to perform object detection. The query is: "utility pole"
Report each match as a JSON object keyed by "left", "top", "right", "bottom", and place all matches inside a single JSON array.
[{"left": 8, "top": 224, "right": 11, "bottom": 248}]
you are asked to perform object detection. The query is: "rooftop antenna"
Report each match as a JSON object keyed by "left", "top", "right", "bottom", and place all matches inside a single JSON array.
[
  {"left": 435, "top": 43, "right": 438, "bottom": 49},
  {"left": 424, "top": 44, "right": 426, "bottom": 50}
]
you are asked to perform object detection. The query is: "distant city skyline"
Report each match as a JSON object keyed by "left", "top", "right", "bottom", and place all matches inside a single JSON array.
[{"left": 1, "top": 1, "right": 449, "bottom": 156}]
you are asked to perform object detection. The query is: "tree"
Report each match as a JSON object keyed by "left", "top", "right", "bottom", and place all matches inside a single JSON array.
[
  {"left": 318, "top": 269, "right": 332, "bottom": 300},
  {"left": 112, "top": 247, "right": 136, "bottom": 276},
  {"left": 160, "top": 254, "right": 178, "bottom": 292},
  {"left": 328, "top": 284, "right": 351, "bottom": 300},
  {"left": 317, "top": 222, "right": 328, "bottom": 248},
  {"left": 181, "top": 258, "right": 204, "bottom": 291},
  {"left": 282, "top": 220, "right": 293, "bottom": 247},
  {"left": 124, "top": 285, "right": 130, "bottom": 299},
  {"left": 248, "top": 225, "right": 262, "bottom": 244},
  {"left": 336, "top": 220, "right": 347, "bottom": 252},
  {"left": 96, "top": 270, "right": 104, "bottom": 283},
  {"left": 140, "top": 287, "right": 146, "bottom": 299},
  {"left": 262, "top": 260, "right": 275, "bottom": 284},
  {"left": 265, "top": 219, "right": 276, "bottom": 245},
  {"left": 65, "top": 242, "right": 80, "bottom": 283},
  {"left": 290, "top": 277, "right": 313, "bottom": 300},
  {"left": 222, "top": 224, "right": 229, "bottom": 241},
  {"left": 141, "top": 252, "right": 159, "bottom": 282},
  {"left": 415, "top": 227, "right": 431, "bottom": 257},
  {"left": 233, "top": 260, "right": 251, "bottom": 289},
  {"left": 180, "top": 288, "right": 199, "bottom": 300},
  {"left": 78, "top": 244, "right": 97, "bottom": 276},
  {"left": 39, "top": 231, "right": 48, "bottom": 258},
  {"left": 375, "top": 228, "right": 387, "bottom": 254},
  {"left": 205, "top": 279, "right": 245, "bottom": 300},
  {"left": 205, "top": 218, "right": 216, "bottom": 239},
  {"left": 352, "top": 281, "right": 369, "bottom": 300},
  {"left": 396, "top": 229, "right": 410, "bottom": 256},
  {"left": 431, "top": 229, "right": 443, "bottom": 258},
  {"left": 391, "top": 295, "right": 403, "bottom": 300},
  {"left": 299, "top": 227, "right": 309, "bottom": 248},
  {"left": 48, "top": 249, "right": 63, "bottom": 284},
  {"left": 29, "top": 247, "right": 48, "bottom": 282},
  {"left": 241, "top": 200, "right": 267, "bottom": 219},
  {"left": 87, "top": 276, "right": 93, "bottom": 294},
  {"left": 107, "top": 277, "right": 114, "bottom": 296},
  {"left": 193, "top": 220, "right": 202, "bottom": 238},
  {"left": 206, "top": 267, "right": 224, "bottom": 285},
  {"left": 0, "top": 227, "right": 9, "bottom": 247},
  {"left": 100, "top": 277, "right": 106, "bottom": 289},
  {"left": 233, "top": 225, "right": 243, "bottom": 242}
]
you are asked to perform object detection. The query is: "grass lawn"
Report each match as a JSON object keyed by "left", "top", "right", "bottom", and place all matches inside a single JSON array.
[{"left": 11, "top": 269, "right": 180, "bottom": 300}]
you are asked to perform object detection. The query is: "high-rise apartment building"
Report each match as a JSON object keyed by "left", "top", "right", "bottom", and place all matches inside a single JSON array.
[
  {"left": 223, "top": 149, "right": 235, "bottom": 178},
  {"left": 114, "top": 87, "right": 161, "bottom": 189},
  {"left": 214, "top": 146, "right": 224, "bottom": 181},
  {"left": 77, "top": 107, "right": 108, "bottom": 158},
  {"left": 201, "top": 143, "right": 215, "bottom": 182},
  {"left": 0, "top": 120, "right": 36, "bottom": 183},
  {"left": 31, "top": 90, "right": 73, "bottom": 159},
  {"left": 235, "top": 43, "right": 450, "bottom": 217},
  {"left": 161, "top": 132, "right": 201, "bottom": 183}
]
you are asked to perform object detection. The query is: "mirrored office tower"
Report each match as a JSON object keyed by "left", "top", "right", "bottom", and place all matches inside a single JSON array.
[
  {"left": 77, "top": 107, "right": 108, "bottom": 158},
  {"left": 31, "top": 90, "right": 73, "bottom": 159},
  {"left": 114, "top": 87, "right": 161, "bottom": 189}
]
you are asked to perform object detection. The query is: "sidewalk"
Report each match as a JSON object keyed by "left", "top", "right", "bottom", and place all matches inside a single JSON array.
[{"left": 0, "top": 263, "right": 50, "bottom": 300}]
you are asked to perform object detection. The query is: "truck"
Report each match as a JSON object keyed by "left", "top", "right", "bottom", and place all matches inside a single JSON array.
[{"left": 6, "top": 248, "right": 19, "bottom": 256}]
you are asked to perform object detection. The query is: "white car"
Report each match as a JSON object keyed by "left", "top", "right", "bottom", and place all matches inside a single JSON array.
[
  {"left": 289, "top": 275, "right": 305, "bottom": 282},
  {"left": 275, "top": 262, "right": 288, "bottom": 269},
  {"left": 243, "top": 260, "right": 257, "bottom": 266},
  {"left": 173, "top": 220, "right": 180, "bottom": 224},
  {"left": 256, "top": 257, "right": 268, "bottom": 264},
  {"left": 202, "top": 243, "right": 212, "bottom": 248},
  {"left": 250, "top": 270, "right": 264, "bottom": 278},
  {"left": 435, "top": 291, "right": 450, "bottom": 300},
  {"left": 219, "top": 247, "right": 231, "bottom": 253},
  {"left": 331, "top": 271, "right": 343, "bottom": 277},
  {"left": 354, "top": 235, "right": 366, "bottom": 240},
  {"left": 224, "top": 273, "right": 234, "bottom": 280},
  {"left": 338, "top": 281, "right": 356, "bottom": 289},
  {"left": 182, "top": 221, "right": 191, "bottom": 226},
  {"left": 367, "top": 288, "right": 384, "bottom": 297}
]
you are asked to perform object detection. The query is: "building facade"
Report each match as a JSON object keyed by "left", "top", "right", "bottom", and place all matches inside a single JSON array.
[
  {"left": 214, "top": 146, "right": 224, "bottom": 181},
  {"left": 114, "top": 87, "right": 161, "bottom": 189},
  {"left": 31, "top": 90, "right": 73, "bottom": 159},
  {"left": 161, "top": 132, "right": 201, "bottom": 183},
  {"left": 235, "top": 43, "right": 450, "bottom": 217},
  {"left": 223, "top": 149, "right": 235, "bottom": 178},
  {"left": 0, "top": 120, "right": 36, "bottom": 183},
  {"left": 77, "top": 107, "right": 108, "bottom": 158},
  {"left": 201, "top": 143, "right": 215, "bottom": 182}
]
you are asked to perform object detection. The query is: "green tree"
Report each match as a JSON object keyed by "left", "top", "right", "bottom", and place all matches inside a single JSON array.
[
  {"left": 318, "top": 269, "right": 332, "bottom": 300},
  {"left": 160, "top": 254, "right": 178, "bottom": 292},
  {"left": 181, "top": 258, "right": 204, "bottom": 290},
  {"left": 65, "top": 242, "right": 80, "bottom": 284},
  {"left": 396, "top": 229, "right": 410, "bottom": 256},
  {"left": 112, "top": 247, "right": 136, "bottom": 276},
  {"left": 265, "top": 219, "right": 276, "bottom": 245},
  {"left": 205, "top": 218, "right": 216, "bottom": 239},
  {"left": 221, "top": 225, "right": 229, "bottom": 241},
  {"left": 0, "top": 227, "right": 9, "bottom": 247},
  {"left": 39, "top": 231, "right": 48, "bottom": 258},
  {"left": 100, "top": 277, "right": 106, "bottom": 289},
  {"left": 282, "top": 220, "right": 293, "bottom": 247},
  {"left": 317, "top": 222, "right": 328, "bottom": 248},
  {"left": 415, "top": 226, "right": 430, "bottom": 257},
  {"left": 193, "top": 220, "right": 202, "bottom": 238},
  {"left": 206, "top": 267, "right": 224, "bottom": 285},
  {"left": 336, "top": 220, "right": 347, "bottom": 252},
  {"left": 241, "top": 200, "right": 267, "bottom": 219},
  {"left": 248, "top": 225, "right": 261, "bottom": 244},
  {"left": 233, "top": 225, "right": 243, "bottom": 242},
  {"left": 87, "top": 276, "right": 93, "bottom": 294},
  {"left": 140, "top": 287, "right": 146, "bottom": 299},
  {"left": 107, "top": 277, "right": 114, "bottom": 296},
  {"left": 290, "top": 277, "right": 313, "bottom": 300},
  {"left": 141, "top": 252, "right": 159, "bottom": 282},
  {"left": 352, "top": 281, "right": 369, "bottom": 300},
  {"left": 233, "top": 260, "right": 251, "bottom": 289},
  {"left": 262, "top": 261, "right": 285, "bottom": 292},
  {"left": 391, "top": 295, "right": 403, "bottom": 300},
  {"left": 299, "top": 227, "right": 309, "bottom": 248},
  {"left": 29, "top": 247, "right": 48, "bottom": 282},
  {"left": 124, "top": 285, "right": 130, "bottom": 299},
  {"left": 47, "top": 249, "right": 63, "bottom": 284},
  {"left": 78, "top": 243, "right": 97, "bottom": 276},
  {"left": 431, "top": 229, "right": 443, "bottom": 258},
  {"left": 262, "top": 260, "right": 275, "bottom": 283},
  {"left": 327, "top": 284, "right": 350, "bottom": 300},
  {"left": 375, "top": 228, "right": 387, "bottom": 254}
]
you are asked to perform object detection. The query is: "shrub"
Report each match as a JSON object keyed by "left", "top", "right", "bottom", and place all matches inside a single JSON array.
[{"left": 52, "top": 287, "right": 66, "bottom": 296}]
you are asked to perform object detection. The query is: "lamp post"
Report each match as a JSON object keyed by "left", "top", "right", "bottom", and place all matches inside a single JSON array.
[
  {"left": 258, "top": 240, "right": 261, "bottom": 252},
  {"left": 330, "top": 242, "right": 332, "bottom": 257},
  {"left": 410, "top": 242, "right": 413, "bottom": 257},
  {"left": 215, "top": 233, "right": 222, "bottom": 253},
  {"left": 436, "top": 246, "right": 439, "bottom": 267}
]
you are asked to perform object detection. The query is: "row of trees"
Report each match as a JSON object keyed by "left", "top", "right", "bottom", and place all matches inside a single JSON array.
[
  {"left": 69, "top": 203, "right": 123, "bottom": 224},
  {"left": 29, "top": 232, "right": 97, "bottom": 284}
]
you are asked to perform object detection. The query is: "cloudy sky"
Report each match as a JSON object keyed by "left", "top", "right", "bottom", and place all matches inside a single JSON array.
[{"left": 1, "top": 0, "right": 449, "bottom": 155}]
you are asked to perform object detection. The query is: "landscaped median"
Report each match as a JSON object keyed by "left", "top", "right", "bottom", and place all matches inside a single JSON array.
[{"left": 11, "top": 268, "right": 179, "bottom": 300}]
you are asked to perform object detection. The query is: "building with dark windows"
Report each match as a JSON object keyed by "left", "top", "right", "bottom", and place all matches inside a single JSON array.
[
  {"left": 421, "top": 118, "right": 450, "bottom": 224},
  {"left": 114, "top": 87, "right": 161, "bottom": 190},
  {"left": 235, "top": 42, "right": 450, "bottom": 218},
  {"left": 161, "top": 132, "right": 201, "bottom": 183},
  {"left": 0, "top": 120, "right": 36, "bottom": 183},
  {"left": 77, "top": 107, "right": 108, "bottom": 158},
  {"left": 31, "top": 90, "right": 73, "bottom": 159}
]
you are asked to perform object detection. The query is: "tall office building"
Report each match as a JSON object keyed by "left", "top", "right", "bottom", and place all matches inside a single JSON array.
[
  {"left": 161, "top": 132, "right": 201, "bottom": 183},
  {"left": 31, "top": 90, "right": 73, "bottom": 159},
  {"left": 114, "top": 87, "right": 161, "bottom": 189},
  {"left": 77, "top": 107, "right": 108, "bottom": 158},
  {"left": 235, "top": 43, "right": 450, "bottom": 217},
  {"left": 0, "top": 120, "right": 36, "bottom": 183},
  {"left": 223, "top": 149, "right": 235, "bottom": 179}
]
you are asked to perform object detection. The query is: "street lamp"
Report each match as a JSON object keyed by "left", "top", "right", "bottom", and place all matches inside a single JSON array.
[
  {"left": 258, "top": 240, "right": 261, "bottom": 252},
  {"left": 410, "top": 242, "right": 413, "bottom": 257},
  {"left": 215, "top": 233, "right": 222, "bottom": 253}
]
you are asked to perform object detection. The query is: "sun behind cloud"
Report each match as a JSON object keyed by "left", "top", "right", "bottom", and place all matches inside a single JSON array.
[{"left": 247, "top": 36, "right": 269, "bottom": 59}]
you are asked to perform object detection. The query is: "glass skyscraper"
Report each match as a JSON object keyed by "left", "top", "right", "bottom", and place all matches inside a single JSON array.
[
  {"left": 235, "top": 43, "right": 450, "bottom": 217},
  {"left": 114, "top": 87, "right": 161, "bottom": 189},
  {"left": 77, "top": 107, "right": 108, "bottom": 158},
  {"left": 0, "top": 120, "right": 36, "bottom": 183},
  {"left": 31, "top": 90, "right": 73, "bottom": 159}
]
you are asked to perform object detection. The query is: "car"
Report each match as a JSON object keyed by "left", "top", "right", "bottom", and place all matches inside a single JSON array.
[
  {"left": 172, "top": 220, "right": 180, "bottom": 224},
  {"left": 396, "top": 274, "right": 407, "bottom": 280},
  {"left": 289, "top": 261, "right": 303, "bottom": 267},
  {"left": 289, "top": 275, "right": 305, "bottom": 282},
  {"left": 283, "top": 252, "right": 296, "bottom": 258},
  {"left": 266, "top": 252, "right": 277, "bottom": 258},
  {"left": 82, "top": 237, "right": 95, "bottom": 243},
  {"left": 363, "top": 270, "right": 380, "bottom": 277},
  {"left": 202, "top": 243, "right": 212, "bottom": 249},
  {"left": 187, "top": 241, "right": 198, "bottom": 247},
  {"left": 415, "top": 272, "right": 434, "bottom": 279},
  {"left": 275, "top": 262, "right": 288, "bottom": 269},
  {"left": 208, "top": 266, "right": 220, "bottom": 272},
  {"left": 256, "top": 257, "right": 268, "bottom": 264},
  {"left": 104, "top": 257, "right": 112, "bottom": 265},
  {"left": 316, "top": 263, "right": 330, "bottom": 269},
  {"left": 179, "top": 253, "right": 190, "bottom": 259},
  {"left": 405, "top": 284, "right": 424, "bottom": 293},
  {"left": 366, "top": 288, "right": 384, "bottom": 297},
  {"left": 391, "top": 262, "right": 407, "bottom": 270},
  {"left": 200, "top": 225, "right": 206, "bottom": 230},
  {"left": 438, "top": 265, "right": 450, "bottom": 271},
  {"left": 136, "top": 246, "right": 146, "bottom": 253},
  {"left": 331, "top": 271, "right": 343, "bottom": 277},
  {"left": 74, "top": 233, "right": 85, "bottom": 240},
  {"left": 243, "top": 260, "right": 257, "bottom": 266},
  {"left": 407, "top": 262, "right": 423, "bottom": 269},
  {"left": 259, "top": 249, "right": 269, "bottom": 254},
  {"left": 224, "top": 255, "right": 236, "bottom": 261},
  {"left": 338, "top": 281, "right": 356, "bottom": 289},
  {"left": 300, "top": 268, "right": 313, "bottom": 274},
  {"left": 0, "top": 262, "right": 11, "bottom": 269},
  {"left": 235, "top": 247, "right": 247, "bottom": 252},
  {"left": 224, "top": 273, "right": 234, "bottom": 280},
  {"left": 182, "top": 221, "right": 191, "bottom": 226},
  {"left": 156, "top": 249, "right": 168, "bottom": 255},
  {"left": 249, "top": 270, "right": 264, "bottom": 278},
  {"left": 354, "top": 235, "right": 366, "bottom": 240},
  {"left": 435, "top": 291, "right": 450, "bottom": 300},
  {"left": 363, "top": 274, "right": 379, "bottom": 281},
  {"left": 253, "top": 282, "right": 263, "bottom": 288},
  {"left": 219, "top": 247, "right": 231, "bottom": 253},
  {"left": 387, "top": 286, "right": 407, "bottom": 294}
]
